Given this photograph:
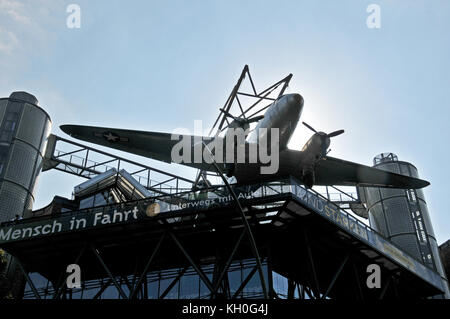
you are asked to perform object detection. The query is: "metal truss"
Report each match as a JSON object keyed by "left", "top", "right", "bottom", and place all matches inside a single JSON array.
[
  {"left": 193, "top": 65, "right": 292, "bottom": 189},
  {"left": 16, "top": 228, "right": 270, "bottom": 300},
  {"left": 14, "top": 182, "right": 405, "bottom": 300},
  {"left": 283, "top": 228, "right": 402, "bottom": 300},
  {"left": 201, "top": 141, "right": 268, "bottom": 298},
  {"left": 209, "top": 64, "right": 292, "bottom": 137}
]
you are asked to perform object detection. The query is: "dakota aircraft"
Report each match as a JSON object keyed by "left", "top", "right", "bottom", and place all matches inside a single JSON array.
[{"left": 60, "top": 93, "right": 429, "bottom": 189}]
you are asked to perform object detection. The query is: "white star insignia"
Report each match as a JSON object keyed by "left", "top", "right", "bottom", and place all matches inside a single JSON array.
[{"left": 103, "top": 132, "right": 119, "bottom": 142}]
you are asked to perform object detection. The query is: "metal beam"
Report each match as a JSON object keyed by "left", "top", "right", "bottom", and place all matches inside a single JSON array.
[
  {"left": 89, "top": 244, "right": 128, "bottom": 299},
  {"left": 304, "top": 285, "right": 314, "bottom": 299},
  {"left": 392, "top": 276, "right": 399, "bottom": 299},
  {"left": 378, "top": 276, "right": 391, "bottom": 300},
  {"left": 159, "top": 267, "right": 188, "bottom": 299},
  {"left": 213, "top": 65, "right": 248, "bottom": 135},
  {"left": 232, "top": 264, "right": 259, "bottom": 299},
  {"left": 129, "top": 232, "right": 166, "bottom": 299},
  {"left": 287, "top": 279, "right": 296, "bottom": 299},
  {"left": 231, "top": 258, "right": 266, "bottom": 299},
  {"left": 236, "top": 92, "right": 276, "bottom": 101},
  {"left": 93, "top": 279, "right": 112, "bottom": 299},
  {"left": 352, "top": 262, "right": 364, "bottom": 301},
  {"left": 303, "top": 228, "right": 321, "bottom": 299},
  {"left": 169, "top": 231, "right": 215, "bottom": 294},
  {"left": 53, "top": 244, "right": 87, "bottom": 299},
  {"left": 202, "top": 142, "right": 268, "bottom": 298},
  {"left": 50, "top": 135, "right": 195, "bottom": 183},
  {"left": 298, "top": 284, "right": 305, "bottom": 300},
  {"left": 212, "top": 229, "right": 246, "bottom": 294},
  {"left": 121, "top": 275, "right": 133, "bottom": 293},
  {"left": 322, "top": 253, "right": 350, "bottom": 299},
  {"left": 15, "top": 258, "right": 41, "bottom": 299}
]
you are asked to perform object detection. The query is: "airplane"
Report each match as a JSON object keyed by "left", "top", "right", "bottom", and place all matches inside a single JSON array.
[{"left": 60, "top": 93, "right": 430, "bottom": 189}]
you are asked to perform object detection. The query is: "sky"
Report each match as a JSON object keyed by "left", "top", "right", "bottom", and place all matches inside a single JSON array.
[{"left": 0, "top": 0, "right": 449, "bottom": 243}]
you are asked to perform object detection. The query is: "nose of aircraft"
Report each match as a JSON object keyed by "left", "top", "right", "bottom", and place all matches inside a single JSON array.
[
  {"left": 286, "top": 93, "right": 304, "bottom": 106},
  {"left": 282, "top": 93, "right": 304, "bottom": 118}
]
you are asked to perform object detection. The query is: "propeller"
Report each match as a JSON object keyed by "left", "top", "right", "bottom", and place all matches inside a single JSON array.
[
  {"left": 302, "top": 121, "right": 317, "bottom": 133},
  {"left": 221, "top": 109, "right": 264, "bottom": 125},
  {"left": 302, "top": 122, "right": 344, "bottom": 138},
  {"left": 327, "top": 129, "right": 345, "bottom": 138}
]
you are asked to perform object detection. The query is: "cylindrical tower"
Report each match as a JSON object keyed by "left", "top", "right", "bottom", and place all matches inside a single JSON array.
[
  {"left": 0, "top": 91, "right": 51, "bottom": 298},
  {"left": 360, "top": 152, "right": 449, "bottom": 297},
  {"left": 0, "top": 91, "right": 51, "bottom": 222}
]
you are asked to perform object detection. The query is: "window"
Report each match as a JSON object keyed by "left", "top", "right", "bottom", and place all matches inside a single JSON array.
[
  {"left": 0, "top": 111, "right": 20, "bottom": 143},
  {"left": 0, "top": 147, "right": 8, "bottom": 175}
]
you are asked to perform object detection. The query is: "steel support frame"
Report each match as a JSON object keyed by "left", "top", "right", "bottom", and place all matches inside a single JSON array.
[
  {"left": 322, "top": 253, "right": 350, "bottom": 299},
  {"left": 201, "top": 141, "right": 268, "bottom": 299},
  {"left": 47, "top": 135, "right": 194, "bottom": 196},
  {"left": 129, "top": 232, "right": 166, "bottom": 299},
  {"left": 302, "top": 227, "right": 321, "bottom": 299},
  {"left": 18, "top": 208, "right": 408, "bottom": 301},
  {"left": 194, "top": 65, "right": 293, "bottom": 189},
  {"left": 210, "top": 65, "right": 292, "bottom": 135},
  {"left": 40, "top": 223, "right": 268, "bottom": 299},
  {"left": 15, "top": 258, "right": 41, "bottom": 300},
  {"left": 159, "top": 266, "right": 189, "bottom": 299},
  {"left": 18, "top": 229, "right": 408, "bottom": 300},
  {"left": 53, "top": 244, "right": 87, "bottom": 299}
]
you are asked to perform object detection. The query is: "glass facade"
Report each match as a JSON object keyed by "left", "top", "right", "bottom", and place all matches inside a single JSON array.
[
  {"left": 23, "top": 259, "right": 273, "bottom": 299},
  {"left": 79, "top": 190, "right": 118, "bottom": 209}
]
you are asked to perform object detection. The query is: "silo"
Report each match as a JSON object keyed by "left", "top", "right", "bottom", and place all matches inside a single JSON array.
[
  {"left": 360, "top": 152, "right": 449, "bottom": 297},
  {"left": 0, "top": 91, "right": 51, "bottom": 221},
  {"left": 0, "top": 91, "right": 51, "bottom": 298}
]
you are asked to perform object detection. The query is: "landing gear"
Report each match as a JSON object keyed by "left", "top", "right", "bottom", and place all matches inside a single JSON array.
[
  {"left": 225, "top": 163, "right": 235, "bottom": 177},
  {"left": 302, "top": 170, "right": 315, "bottom": 189}
]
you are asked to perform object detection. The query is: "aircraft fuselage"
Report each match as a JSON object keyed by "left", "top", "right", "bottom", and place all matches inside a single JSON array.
[
  {"left": 232, "top": 93, "right": 334, "bottom": 188},
  {"left": 246, "top": 93, "right": 304, "bottom": 151}
]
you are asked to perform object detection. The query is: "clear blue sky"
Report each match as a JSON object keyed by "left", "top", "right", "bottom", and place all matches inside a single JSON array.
[{"left": 1, "top": 0, "right": 449, "bottom": 243}]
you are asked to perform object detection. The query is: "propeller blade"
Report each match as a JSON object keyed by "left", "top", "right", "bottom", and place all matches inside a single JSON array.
[
  {"left": 302, "top": 122, "right": 317, "bottom": 133},
  {"left": 327, "top": 129, "right": 344, "bottom": 138},
  {"left": 247, "top": 115, "right": 264, "bottom": 123},
  {"left": 220, "top": 108, "right": 236, "bottom": 120}
]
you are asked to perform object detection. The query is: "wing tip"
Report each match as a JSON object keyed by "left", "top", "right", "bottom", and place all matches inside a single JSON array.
[
  {"left": 415, "top": 178, "right": 430, "bottom": 189},
  {"left": 60, "top": 124, "right": 76, "bottom": 136}
]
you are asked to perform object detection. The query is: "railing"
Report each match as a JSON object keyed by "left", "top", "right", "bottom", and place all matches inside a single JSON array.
[
  {"left": 0, "top": 181, "right": 291, "bottom": 228},
  {"left": 317, "top": 185, "right": 359, "bottom": 203},
  {"left": 45, "top": 135, "right": 194, "bottom": 195},
  {"left": 291, "top": 182, "right": 371, "bottom": 241},
  {"left": 0, "top": 179, "right": 355, "bottom": 233}
]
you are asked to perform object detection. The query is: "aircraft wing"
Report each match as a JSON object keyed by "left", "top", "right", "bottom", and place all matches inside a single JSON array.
[
  {"left": 314, "top": 156, "right": 430, "bottom": 189},
  {"left": 60, "top": 124, "right": 224, "bottom": 171}
]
